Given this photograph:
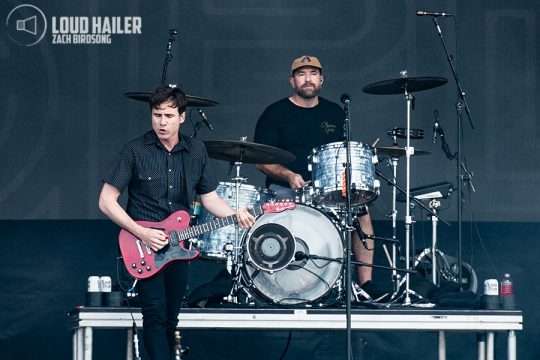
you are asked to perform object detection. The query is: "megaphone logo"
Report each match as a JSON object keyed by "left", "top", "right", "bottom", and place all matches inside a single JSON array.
[
  {"left": 16, "top": 16, "right": 37, "bottom": 35},
  {"left": 6, "top": 4, "right": 47, "bottom": 46}
]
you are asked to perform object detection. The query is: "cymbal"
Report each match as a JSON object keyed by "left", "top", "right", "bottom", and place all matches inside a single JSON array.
[
  {"left": 125, "top": 92, "right": 218, "bottom": 107},
  {"left": 362, "top": 77, "right": 448, "bottom": 95},
  {"left": 204, "top": 140, "right": 296, "bottom": 164},
  {"left": 376, "top": 146, "right": 431, "bottom": 158}
]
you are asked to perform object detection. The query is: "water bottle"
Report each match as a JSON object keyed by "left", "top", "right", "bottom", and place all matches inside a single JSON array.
[{"left": 500, "top": 273, "right": 516, "bottom": 309}]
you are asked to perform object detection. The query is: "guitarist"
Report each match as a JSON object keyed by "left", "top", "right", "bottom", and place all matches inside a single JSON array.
[{"left": 98, "top": 85, "right": 255, "bottom": 360}]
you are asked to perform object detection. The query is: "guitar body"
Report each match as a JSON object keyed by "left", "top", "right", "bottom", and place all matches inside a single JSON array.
[{"left": 118, "top": 210, "right": 200, "bottom": 280}]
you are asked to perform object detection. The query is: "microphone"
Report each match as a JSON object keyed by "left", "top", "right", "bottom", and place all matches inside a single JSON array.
[
  {"left": 294, "top": 251, "right": 310, "bottom": 261},
  {"left": 169, "top": 28, "right": 179, "bottom": 35},
  {"left": 340, "top": 93, "right": 351, "bottom": 105},
  {"left": 353, "top": 219, "right": 370, "bottom": 250},
  {"left": 416, "top": 10, "right": 453, "bottom": 17},
  {"left": 197, "top": 108, "right": 214, "bottom": 131},
  {"left": 432, "top": 110, "right": 439, "bottom": 144}
]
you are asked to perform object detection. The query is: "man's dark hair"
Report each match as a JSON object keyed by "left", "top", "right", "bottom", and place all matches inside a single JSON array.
[{"left": 149, "top": 85, "right": 187, "bottom": 114}]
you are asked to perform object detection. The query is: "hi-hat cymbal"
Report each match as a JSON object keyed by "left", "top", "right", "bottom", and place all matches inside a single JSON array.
[
  {"left": 125, "top": 92, "right": 218, "bottom": 107},
  {"left": 204, "top": 140, "right": 295, "bottom": 164},
  {"left": 376, "top": 146, "right": 431, "bottom": 158},
  {"left": 362, "top": 77, "right": 448, "bottom": 95}
]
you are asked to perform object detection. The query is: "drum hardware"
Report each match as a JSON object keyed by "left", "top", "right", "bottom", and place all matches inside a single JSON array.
[
  {"left": 364, "top": 72, "right": 448, "bottom": 305},
  {"left": 374, "top": 169, "right": 451, "bottom": 302},
  {"left": 396, "top": 181, "right": 453, "bottom": 202},
  {"left": 396, "top": 181, "right": 454, "bottom": 286},
  {"left": 387, "top": 127, "right": 425, "bottom": 140}
]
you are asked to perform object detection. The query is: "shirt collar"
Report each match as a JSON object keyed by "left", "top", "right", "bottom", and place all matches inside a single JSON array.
[{"left": 144, "top": 131, "right": 190, "bottom": 152}]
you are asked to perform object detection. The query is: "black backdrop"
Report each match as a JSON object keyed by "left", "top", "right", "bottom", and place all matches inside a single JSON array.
[{"left": 1, "top": 0, "right": 538, "bottom": 359}]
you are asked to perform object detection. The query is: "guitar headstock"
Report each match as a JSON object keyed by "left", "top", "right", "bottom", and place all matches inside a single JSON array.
[{"left": 262, "top": 200, "right": 296, "bottom": 214}]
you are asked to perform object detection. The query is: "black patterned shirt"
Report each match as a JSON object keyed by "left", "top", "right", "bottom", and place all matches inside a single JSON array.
[{"left": 102, "top": 131, "right": 218, "bottom": 221}]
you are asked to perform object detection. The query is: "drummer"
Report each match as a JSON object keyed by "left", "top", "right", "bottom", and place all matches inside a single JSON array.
[{"left": 253, "top": 55, "right": 387, "bottom": 300}]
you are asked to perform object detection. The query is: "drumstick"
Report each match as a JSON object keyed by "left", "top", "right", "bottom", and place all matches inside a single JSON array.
[
  {"left": 371, "top": 138, "right": 380, "bottom": 148},
  {"left": 382, "top": 244, "right": 394, "bottom": 268}
]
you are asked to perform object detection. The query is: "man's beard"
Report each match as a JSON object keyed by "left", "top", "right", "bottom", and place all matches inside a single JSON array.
[{"left": 296, "top": 83, "right": 321, "bottom": 99}]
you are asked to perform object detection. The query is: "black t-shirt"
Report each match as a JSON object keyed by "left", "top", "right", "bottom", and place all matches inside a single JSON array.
[{"left": 254, "top": 97, "right": 345, "bottom": 188}]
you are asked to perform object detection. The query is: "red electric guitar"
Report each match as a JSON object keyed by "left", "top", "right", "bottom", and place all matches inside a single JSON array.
[{"left": 119, "top": 201, "right": 296, "bottom": 279}]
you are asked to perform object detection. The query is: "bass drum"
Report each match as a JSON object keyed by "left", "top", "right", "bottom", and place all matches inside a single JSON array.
[{"left": 242, "top": 204, "right": 343, "bottom": 305}]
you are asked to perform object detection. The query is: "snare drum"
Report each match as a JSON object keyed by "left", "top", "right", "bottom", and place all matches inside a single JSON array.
[
  {"left": 198, "top": 182, "right": 274, "bottom": 261},
  {"left": 309, "top": 141, "right": 378, "bottom": 206}
]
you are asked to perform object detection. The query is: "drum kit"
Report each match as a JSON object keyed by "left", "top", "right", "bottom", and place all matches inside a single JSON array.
[
  {"left": 126, "top": 29, "right": 451, "bottom": 305},
  {"left": 128, "top": 75, "right": 451, "bottom": 307}
]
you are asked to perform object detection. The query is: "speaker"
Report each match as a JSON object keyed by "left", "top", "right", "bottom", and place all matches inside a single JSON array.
[{"left": 16, "top": 16, "right": 37, "bottom": 35}]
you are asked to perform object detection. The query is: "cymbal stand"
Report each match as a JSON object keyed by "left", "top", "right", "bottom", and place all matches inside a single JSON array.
[
  {"left": 402, "top": 76, "right": 417, "bottom": 305},
  {"left": 383, "top": 130, "right": 402, "bottom": 292},
  {"left": 388, "top": 156, "right": 401, "bottom": 293},
  {"left": 225, "top": 153, "right": 248, "bottom": 302}
]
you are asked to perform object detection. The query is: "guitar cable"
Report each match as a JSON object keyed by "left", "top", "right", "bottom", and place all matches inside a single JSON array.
[{"left": 116, "top": 256, "right": 142, "bottom": 360}]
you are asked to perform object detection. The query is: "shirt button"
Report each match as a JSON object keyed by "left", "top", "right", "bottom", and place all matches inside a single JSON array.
[
  {"left": 168, "top": 202, "right": 172, "bottom": 205},
  {"left": 169, "top": 185, "right": 173, "bottom": 188},
  {"left": 169, "top": 169, "right": 172, "bottom": 172},
  {"left": 148, "top": 177, "right": 152, "bottom": 180}
]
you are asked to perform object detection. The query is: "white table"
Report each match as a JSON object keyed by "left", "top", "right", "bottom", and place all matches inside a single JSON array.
[{"left": 68, "top": 307, "right": 522, "bottom": 360}]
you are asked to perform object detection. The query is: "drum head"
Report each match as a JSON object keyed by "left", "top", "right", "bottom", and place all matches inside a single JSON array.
[{"left": 242, "top": 204, "right": 343, "bottom": 305}]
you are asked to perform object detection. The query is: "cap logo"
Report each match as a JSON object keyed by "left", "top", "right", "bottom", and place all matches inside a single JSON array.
[{"left": 301, "top": 56, "right": 312, "bottom": 64}]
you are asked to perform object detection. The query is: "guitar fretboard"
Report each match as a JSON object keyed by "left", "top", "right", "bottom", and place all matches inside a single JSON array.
[{"left": 171, "top": 206, "right": 263, "bottom": 242}]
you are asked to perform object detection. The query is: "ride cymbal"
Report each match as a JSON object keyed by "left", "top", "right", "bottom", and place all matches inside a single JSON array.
[
  {"left": 204, "top": 140, "right": 295, "bottom": 164},
  {"left": 362, "top": 77, "right": 448, "bottom": 95}
]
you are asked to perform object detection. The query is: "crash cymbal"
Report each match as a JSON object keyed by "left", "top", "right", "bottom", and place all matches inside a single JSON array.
[
  {"left": 362, "top": 77, "right": 448, "bottom": 95},
  {"left": 376, "top": 146, "right": 431, "bottom": 158},
  {"left": 204, "top": 140, "right": 295, "bottom": 164},
  {"left": 125, "top": 92, "right": 218, "bottom": 107}
]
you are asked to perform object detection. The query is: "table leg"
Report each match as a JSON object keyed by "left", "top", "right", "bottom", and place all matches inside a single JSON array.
[
  {"left": 486, "top": 332, "right": 495, "bottom": 360},
  {"left": 476, "top": 333, "right": 486, "bottom": 360},
  {"left": 438, "top": 331, "right": 446, "bottom": 360},
  {"left": 508, "top": 330, "right": 516, "bottom": 360},
  {"left": 83, "top": 327, "right": 93, "bottom": 360}
]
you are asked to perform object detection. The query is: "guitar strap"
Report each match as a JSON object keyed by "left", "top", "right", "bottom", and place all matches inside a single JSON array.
[{"left": 181, "top": 149, "right": 194, "bottom": 214}]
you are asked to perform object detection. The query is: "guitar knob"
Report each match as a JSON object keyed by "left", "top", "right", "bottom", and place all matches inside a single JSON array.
[
  {"left": 131, "top": 263, "right": 137, "bottom": 269},
  {"left": 137, "top": 269, "right": 143, "bottom": 274},
  {"left": 146, "top": 266, "right": 152, "bottom": 271},
  {"left": 140, "top": 260, "right": 146, "bottom": 266}
]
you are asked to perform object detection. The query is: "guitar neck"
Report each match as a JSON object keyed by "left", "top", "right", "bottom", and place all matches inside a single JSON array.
[{"left": 173, "top": 206, "right": 262, "bottom": 241}]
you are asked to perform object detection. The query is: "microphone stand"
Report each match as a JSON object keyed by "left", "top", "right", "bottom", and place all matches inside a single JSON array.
[
  {"left": 342, "top": 97, "right": 354, "bottom": 360},
  {"left": 431, "top": 17, "right": 474, "bottom": 289},
  {"left": 161, "top": 29, "right": 179, "bottom": 86}
]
